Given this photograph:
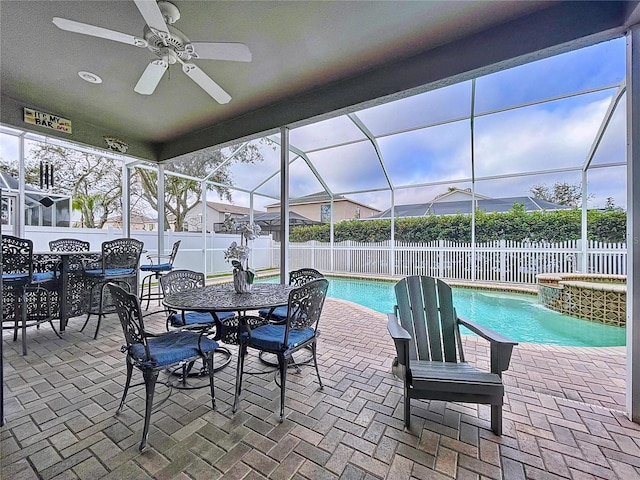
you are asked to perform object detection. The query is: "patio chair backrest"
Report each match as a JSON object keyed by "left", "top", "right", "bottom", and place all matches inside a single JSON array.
[
  {"left": 100, "top": 238, "right": 144, "bottom": 272},
  {"left": 394, "top": 275, "right": 462, "bottom": 363},
  {"left": 284, "top": 278, "right": 329, "bottom": 344},
  {"left": 168, "top": 240, "right": 181, "bottom": 265},
  {"left": 160, "top": 269, "right": 205, "bottom": 296},
  {"left": 289, "top": 268, "right": 324, "bottom": 286},
  {"left": 107, "top": 282, "right": 150, "bottom": 360},
  {"left": 49, "top": 238, "right": 90, "bottom": 252},
  {"left": 2, "top": 235, "right": 33, "bottom": 277}
]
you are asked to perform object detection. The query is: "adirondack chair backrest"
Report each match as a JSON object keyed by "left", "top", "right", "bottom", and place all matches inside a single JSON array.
[{"left": 394, "top": 275, "right": 463, "bottom": 363}]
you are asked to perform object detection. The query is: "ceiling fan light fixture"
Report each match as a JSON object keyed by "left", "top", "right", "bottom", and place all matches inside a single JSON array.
[
  {"left": 78, "top": 71, "right": 102, "bottom": 84},
  {"left": 55, "top": 0, "right": 251, "bottom": 104}
]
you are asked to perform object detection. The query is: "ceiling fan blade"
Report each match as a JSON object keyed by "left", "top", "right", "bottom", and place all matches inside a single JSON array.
[
  {"left": 52, "top": 17, "right": 147, "bottom": 47},
  {"left": 182, "top": 63, "right": 231, "bottom": 104},
  {"left": 133, "top": 0, "right": 169, "bottom": 38},
  {"left": 187, "top": 42, "right": 252, "bottom": 62},
  {"left": 134, "top": 59, "right": 168, "bottom": 95}
]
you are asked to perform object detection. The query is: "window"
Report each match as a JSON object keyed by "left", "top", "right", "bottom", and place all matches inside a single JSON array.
[{"left": 320, "top": 204, "right": 331, "bottom": 223}]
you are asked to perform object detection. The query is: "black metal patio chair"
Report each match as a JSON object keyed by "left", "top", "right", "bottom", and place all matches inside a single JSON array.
[
  {"left": 49, "top": 238, "right": 90, "bottom": 252},
  {"left": 107, "top": 283, "right": 219, "bottom": 451},
  {"left": 2, "top": 235, "right": 60, "bottom": 355},
  {"left": 80, "top": 238, "right": 144, "bottom": 339},
  {"left": 258, "top": 268, "right": 324, "bottom": 323},
  {"left": 160, "top": 269, "right": 234, "bottom": 330},
  {"left": 233, "top": 277, "right": 329, "bottom": 422},
  {"left": 139, "top": 240, "right": 181, "bottom": 310}
]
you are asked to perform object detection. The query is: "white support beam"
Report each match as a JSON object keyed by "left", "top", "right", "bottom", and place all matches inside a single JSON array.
[
  {"left": 17, "top": 133, "right": 25, "bottom": 238},
  {"left": 470, "top": 79, "right": 477, "bottom": 282},
  {"left": 122, "top": 164, "right": 130, "bottom": 238},
  {"left": 390, "top": 190, "right": 395, "bottom": 275},
  {"left": 581, "top": 171, "right": 588, "bottom": 272},
  {"left": 626, "top": 24, "right": 640, "bottom": 422},
  {"left": 280, "top": 127, "right": 290, "bottom": 284},
  {"left": 201, "top": 181, "right": 208, "bottom": 277},
  {"left": 157, "top": 164, "right": 165, "bottom": 259}
]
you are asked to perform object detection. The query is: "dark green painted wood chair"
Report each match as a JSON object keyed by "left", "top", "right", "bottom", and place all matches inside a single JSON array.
[{"left": 387, "top": 276, "right": 517, "bottom": 435}]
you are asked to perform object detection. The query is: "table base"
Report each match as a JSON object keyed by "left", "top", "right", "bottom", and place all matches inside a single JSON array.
[{"left": 166, "top": 347, "right": 232, "bottom": 390}]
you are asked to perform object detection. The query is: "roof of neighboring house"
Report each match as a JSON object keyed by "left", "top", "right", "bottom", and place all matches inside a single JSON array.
[
  {"left": 431, "top": 188, "right": 492, "bottom": 202},
  {"left": 235, "top": 212, "right": 321, "bottom": 231},
  {"left": 0, "top": 170, "right": 70, "bottom": 207},
  {"left": 266, "top": 192, "right": 380, "bottom": 212},
  {"left": 371, "top": 196, "right": 571, "bottom": 218},
  {"left": 203, "top": 201, "right": 262, "bottom": 216},
  {"left": 106, "top": 214, "right": 157, "bottom": 224}
]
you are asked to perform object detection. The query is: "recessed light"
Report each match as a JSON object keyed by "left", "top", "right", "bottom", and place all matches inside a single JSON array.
[{"left": 78, "top": 71, "right": 102, "bottom": 84}]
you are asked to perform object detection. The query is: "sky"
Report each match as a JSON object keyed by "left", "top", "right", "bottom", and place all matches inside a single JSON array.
[
  {"left": 0, "top": 36, "right": 628, "bottom": 214},
  {"left": 223, "top": 36, "right": 627, "bottom": 212}
]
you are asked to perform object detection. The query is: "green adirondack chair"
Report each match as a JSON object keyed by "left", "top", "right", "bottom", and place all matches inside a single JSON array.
[{"left": 387, "top": 276, "right": 518, "bottom": 435}]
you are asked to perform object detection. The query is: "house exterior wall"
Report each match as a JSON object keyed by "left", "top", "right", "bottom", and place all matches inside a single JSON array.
[
  {"left": 184, "top": 204, "right": 251, "bottom": 232},
  {"left": 266, "top": 200, "right": 379, "bottom": 222}
]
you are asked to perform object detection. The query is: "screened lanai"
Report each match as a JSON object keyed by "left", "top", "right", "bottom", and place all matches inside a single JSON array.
[
  {"left": 115, "top": 37, "right": 628, "bottom": 276},
  {"left": 4, "top": 36, "right": 627, "bottom": 275},
  {"left": 1, "top": 0, "right": 640, "bottom": 437}
]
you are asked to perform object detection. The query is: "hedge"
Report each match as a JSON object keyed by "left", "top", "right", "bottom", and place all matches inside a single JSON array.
[{"left": 289, "top": 208, "right": 627, "bottom": 244}]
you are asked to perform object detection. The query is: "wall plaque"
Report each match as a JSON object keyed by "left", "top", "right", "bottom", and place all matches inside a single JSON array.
[{"left": 23, "top": 108, "right": 72, "bottom": 134}]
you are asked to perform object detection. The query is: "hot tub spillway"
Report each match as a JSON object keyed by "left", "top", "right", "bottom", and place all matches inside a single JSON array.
[{"left": 536, "top": 273, "right": 626, "bottom": 327}]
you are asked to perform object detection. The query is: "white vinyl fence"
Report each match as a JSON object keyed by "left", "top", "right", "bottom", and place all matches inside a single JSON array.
[
  {"left": 20, "top": 226, "right": 274, "bottom": 277},
  {"left": 18, "top": 227, "right": 627, "bottom": 284},
  {"left": 283, "top": 239, "right": 627, "bottom": 284}
]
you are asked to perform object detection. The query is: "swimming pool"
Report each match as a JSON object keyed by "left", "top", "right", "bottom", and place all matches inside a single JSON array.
[{"left": 259, "top": 276, "right": 626, "bottom": 347}]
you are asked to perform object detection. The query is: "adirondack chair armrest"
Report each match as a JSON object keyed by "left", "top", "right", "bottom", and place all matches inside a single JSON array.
[
  {"left": 387, "top": 313, "right": 411, "bottom": 368},
  {"left": 457, "top": 316, "right": 518, "bottom": 375}
]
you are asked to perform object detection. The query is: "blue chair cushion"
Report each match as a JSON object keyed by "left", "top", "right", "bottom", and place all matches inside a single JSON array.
[
  {"left": 32, "top": 271, "right": 56, "bottom": 282},
  {"left": 258, "top": 306, "right": 288, "bottom": 322},
  {"left": 169, "top": 310, "right": 235, "bottom": 327},
  {"left": 2, "top": 273, "right": 30, "bottom": 285},
  {"left": 240, "top": 324, "right": 315, "bottom": 351},
  {"left": 140, "top": 263, "right": 172, "bottom": 272},
  {"left": 129, "top": 331, "right": 219, "bottom": 367},
  {"left": 85, "top": 268, "right": 136, "bottom": 277}
]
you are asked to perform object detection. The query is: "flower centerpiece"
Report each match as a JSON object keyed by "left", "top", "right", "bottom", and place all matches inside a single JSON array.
[{"left": 222, "top": 217, "right": 262, "bottom": 293}]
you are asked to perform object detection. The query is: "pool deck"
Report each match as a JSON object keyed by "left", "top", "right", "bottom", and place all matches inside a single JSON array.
[{"left": 1, "top": 298, "right": 635, "bottom": 480}]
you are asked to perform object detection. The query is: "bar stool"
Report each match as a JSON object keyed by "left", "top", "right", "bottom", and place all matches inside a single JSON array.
[
  {"left": 139, "top": 240, "right": 180, "bottom": 310},
  {"left": 81, "top": 238, "right": 144, "bottom": 339},
  {"left": 2, "top": 235, "right": 60, "bottom": 355}
]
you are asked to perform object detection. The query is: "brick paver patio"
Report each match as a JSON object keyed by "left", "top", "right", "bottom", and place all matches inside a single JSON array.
[{"left": 1, "top": 297, "right": 637, "bottom": 479}]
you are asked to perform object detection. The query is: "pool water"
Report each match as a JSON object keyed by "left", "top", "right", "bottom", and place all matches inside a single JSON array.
[{"left": 258, "top": 276, "right": 626, "bottom": 347}]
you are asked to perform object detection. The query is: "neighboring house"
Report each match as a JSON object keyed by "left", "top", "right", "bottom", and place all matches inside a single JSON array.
[
  {"left": 266, "top": 192, "right": 380, "bottom": 223},
  {"left": 372, "top": 188, "right": 571, "bottom": 219},
  {"left": 1, "top": 170, "right": 72, "bottom": 228},
  {"left": 103, "top": 214, "right": 158, "bottom": 231},
  {"left": 184, "top": 201, "right": 263, "bottom": 232}
]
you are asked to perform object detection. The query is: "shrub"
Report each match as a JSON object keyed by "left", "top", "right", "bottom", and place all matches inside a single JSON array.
[{"left": 289, "top": 208, "right": 626, "bottom": 243}]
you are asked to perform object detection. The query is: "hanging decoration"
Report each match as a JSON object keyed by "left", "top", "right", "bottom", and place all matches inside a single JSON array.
[
  {"left": 39, "top": 161, "right": 54, "bottom": 190},
  {"left": 103, "top": 136, "right": 129, "bottom": 153}
]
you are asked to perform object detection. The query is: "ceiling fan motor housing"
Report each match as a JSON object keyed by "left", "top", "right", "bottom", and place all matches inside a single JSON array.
[{"left": 144, "top": 24, "right": 193, "bottom": 61}]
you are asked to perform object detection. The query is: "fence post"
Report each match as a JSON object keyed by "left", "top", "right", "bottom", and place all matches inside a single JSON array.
[
  {"left": 576, "top": 239, "right": 583, "bottom": 272},
  {"left": 438, "top": 239, "right": 444, "bottom": 278},
  {"left": 499, "top": 239, "right": 506, "bottom": 282}
]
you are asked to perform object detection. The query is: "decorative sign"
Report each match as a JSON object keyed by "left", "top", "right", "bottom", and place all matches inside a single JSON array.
[
  {"left": 103, "top": 136, "right": 129, "bottom": 153},
  {"left": 23, "top": 108, "right": 72, "bottom": 134}
]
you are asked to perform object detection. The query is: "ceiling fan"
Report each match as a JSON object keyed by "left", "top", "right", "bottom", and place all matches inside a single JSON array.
[{"left": 52, "top": 0, "right": 251, "bottom": 104}]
